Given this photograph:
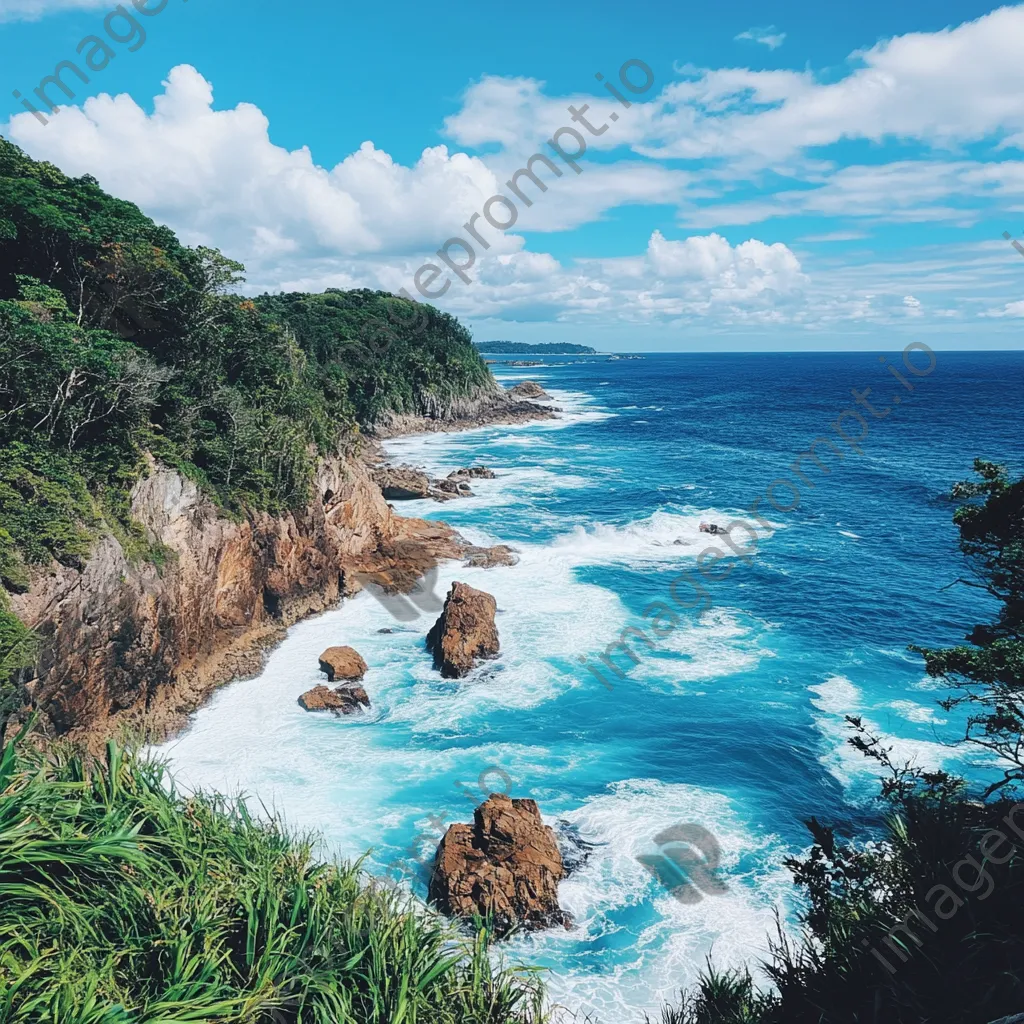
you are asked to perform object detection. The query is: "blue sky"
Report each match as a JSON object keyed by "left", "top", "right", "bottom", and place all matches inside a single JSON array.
[{"left": 2, "top": 0, "right": 1024, "bottom": 350}]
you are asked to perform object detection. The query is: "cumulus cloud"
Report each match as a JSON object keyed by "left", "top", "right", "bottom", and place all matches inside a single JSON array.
[
  {"left": 734, "top": 26, "right": 787, "bottom": 50},
  {"left": 425, "top": 230, "right": 807, "bottom": 325},
  {"left": 6, "top": 66, "right": 514, "bottom": 265}
]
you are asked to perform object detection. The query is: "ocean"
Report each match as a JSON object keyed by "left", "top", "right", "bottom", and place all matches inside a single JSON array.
[{"left": 154, "top": 350, "right": 1024, "bottom": 1021}]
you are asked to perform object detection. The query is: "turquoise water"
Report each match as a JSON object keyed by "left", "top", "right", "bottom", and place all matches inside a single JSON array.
[{"left": 155, "top": 351, "right": 1024, "bottom": 1021}]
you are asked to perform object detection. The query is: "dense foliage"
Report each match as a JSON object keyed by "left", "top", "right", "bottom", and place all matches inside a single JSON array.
[
  {"left": 472, "top": 342, "right": 596, "bottom": 354},
  {"left": 0, "top": 136, "right": 492, "bottom": 685},
  {"left": 255, "top": 291, "right": 492, "bottom": 425},
  {"left": 0, "top": 730, "right": 546, "bottom": 1023},
  {"left": 657, "top": 461, "right": 1024, "bottom": 1024}
]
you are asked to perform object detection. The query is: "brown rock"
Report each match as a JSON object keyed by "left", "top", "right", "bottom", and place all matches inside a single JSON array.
[
  {"left": 434, "top": 477, "right": 473, "bottom": 497},
  {"left": 318, "top": 645, "right": 367, "bottom": 681},
  {"left": 449, "top": 465, "right": 496, "bottom": 480},
  {"left": 428, "top": 794, "right": 570, "bottom": 936},
  {"left": 336, "top": 682, "right": 370, "bottom": 709},
  {"left": 373, "top": 465, "right": 431, "bottom": 500},
  {"left": 298, "top": 685, "right": 345, "bottom": 712},
  {"left": 425, "top": 582, "right": 499, "bottom": 677},
  {"left": 298, "top": 682, "right": 369, "bottom": 715},
  {"left": 463, "top": 544, "right": 519, "bottom": 568},
  {"left": 508, "top": 380, "right": 551, "bottom": 401}
]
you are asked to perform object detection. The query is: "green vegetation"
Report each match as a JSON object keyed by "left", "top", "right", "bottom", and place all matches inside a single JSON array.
[
  {"left": 472, "top": 342, "right": 596, "bottom": 354},
  {"left": 0, "top": 729, "right": 546, "bottom": 1023},
  {"left": 658, "top": 459, "right": 1024, "bottom": 1024},
  {"left": 0, "top": 135, "right": 491, "bottom": 603}
]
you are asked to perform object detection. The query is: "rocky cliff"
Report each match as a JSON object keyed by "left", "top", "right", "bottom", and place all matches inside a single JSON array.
[{"left": 6, "top": 452, "right": 463, "bottom": 749}]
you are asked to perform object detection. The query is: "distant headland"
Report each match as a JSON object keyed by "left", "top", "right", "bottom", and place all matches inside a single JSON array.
[{"left": 473, "top": 341, "right": 597, "bottom": 354}]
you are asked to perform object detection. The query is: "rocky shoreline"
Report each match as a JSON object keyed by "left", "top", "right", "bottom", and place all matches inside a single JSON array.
[
  {"left": 368, "top": 381, "right": 558, "bottom": 438},
  {"left": 5, "top": 379, "right": 556, "bottom": 751}
]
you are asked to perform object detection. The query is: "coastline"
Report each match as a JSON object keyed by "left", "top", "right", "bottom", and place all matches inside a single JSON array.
[{"left": 7, "top": 384, "right": 559, "bottom": 751}]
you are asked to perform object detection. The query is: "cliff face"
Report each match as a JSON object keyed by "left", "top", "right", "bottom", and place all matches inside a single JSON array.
[{"left": 7, "top": 454, "right": 461, "bottom": 748}]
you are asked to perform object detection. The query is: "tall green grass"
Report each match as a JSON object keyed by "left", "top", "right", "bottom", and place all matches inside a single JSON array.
[{"left": 0, "top": 728, "right": 547, "bottom": 1023}]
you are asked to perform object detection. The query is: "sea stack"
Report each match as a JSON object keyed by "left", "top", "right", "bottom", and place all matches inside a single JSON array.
[
  {"left": 425, "top": 582, "right": 499, "bottom": 678},
  {"left": 428, "top": 794, "right": 570, "bottom": 936}
]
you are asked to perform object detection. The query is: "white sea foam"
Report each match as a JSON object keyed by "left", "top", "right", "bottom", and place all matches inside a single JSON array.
[
  {"left": 885, "top": 699, "right": 947, "bottom": 725},
  {"left": 506, "top": 779, "right": 792, "bottom": 1022},
  {"left": 654, "top": 609, "right": 776, "bottom": 685},
  {"left": 546, "top": 509, "right": 777, "bottom": 570},
  {"left": 810, "top": 675, "right": 959, "bottom": 794}
]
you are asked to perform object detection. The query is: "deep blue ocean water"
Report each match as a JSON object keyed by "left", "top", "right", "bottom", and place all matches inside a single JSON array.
[{"left": 156, "top": 351, "right": 1024, "bottom": 1021}]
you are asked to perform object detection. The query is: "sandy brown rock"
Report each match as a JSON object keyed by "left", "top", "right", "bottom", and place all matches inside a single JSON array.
[
  {"left": 298, "top": 685, "right": 346, "bottom": 712},
  {"left": 298, "top": 682, "right": 369, "bottom": 715},
  {"left": 428, "top": 794, "right": 570, "bottom": 936},
  {"left": 318, "top": 646, "right": 367, "bottom": 681},
  {"left": 508, "top": 380, "right": 551, "bottom": 401},
  {"left": 425, "top": 582, "right": 500, "bottom": 678},
  {"left": 463, "top": 545, "right": 519, "bottom": 568},
  {"left": 373, "top": 465, "right": 432, "bottom": 500}
]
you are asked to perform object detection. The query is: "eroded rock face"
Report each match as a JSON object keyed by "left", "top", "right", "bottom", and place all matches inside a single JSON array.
[
  {"left": 318, "top": 646, "right": 367, "bottom": 681},
  {"left": 428, "top": 794, "right": 570, "bottom": 936},
  {"left": 298, "top": 682, "right": 370, "bottom": 715},
  {"left": 8, "top": 455, "right": 463, "bottom": 749},
  {"left": 508, "top": 381, "right": 551, "bottom": 401},
  {"left": 425, "top": 582, "right": 499, "bottom": 677}
]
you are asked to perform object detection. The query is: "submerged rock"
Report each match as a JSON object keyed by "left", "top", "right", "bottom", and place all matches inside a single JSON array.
[
  {"left": 554, "top": 819, "right": 599, "bottom": 877},
  {"left": 428, "top": 794, "right": 570, "bottom": 936},
  {"left": 318, "top": 646, "right": 367, "bottom": 682},
  {"left": 425, "top": 582, "right": 499, "bottom": 678}
]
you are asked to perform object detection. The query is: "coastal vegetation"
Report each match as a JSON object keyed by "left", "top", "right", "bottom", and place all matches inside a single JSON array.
[
  {"left": 0, "top": 729, "right": 546, "bottom": 1022},
  {"left": 0, "top": 137, "right": 491, "bottom": 716}
]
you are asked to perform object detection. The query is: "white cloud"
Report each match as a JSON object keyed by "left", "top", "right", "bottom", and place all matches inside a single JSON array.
[
  {"left": 646, "top": 6, "right": 1024, "bottom": 163},
  {"left": 678, "top": 159, "right": 1024, "bottom": 228},
  {"left": 0, "top": 0, "right": 106, "bottom": 21},
  {"left": 447, "top": 7, "right": 1024, "bottom": 170},
  {"left": 6, "top": 66, "right": 515, "bottom": 266},
  {"left": 981, "top": 299, "right": 1024, "bottom": 317},
  {"left": 734, "top": 26, "right": 787, "bottom": 50}
]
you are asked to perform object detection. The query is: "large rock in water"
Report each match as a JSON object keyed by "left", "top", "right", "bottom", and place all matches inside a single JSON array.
[
  {"left": 318, "top": 646, "right": 367, "bottom": 681},
  {"left": 428, "top": 794, "right": 570, "bottom": 936},
  {"left": 425, "top": 582, "right": 499, "bottom": 677}
]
